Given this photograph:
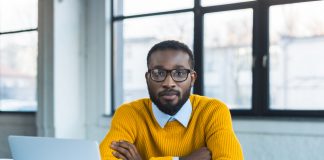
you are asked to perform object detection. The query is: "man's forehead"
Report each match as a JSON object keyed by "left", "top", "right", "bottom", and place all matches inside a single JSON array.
[{"left": 149, "top": 50, "right": 190, "bottom": 67}]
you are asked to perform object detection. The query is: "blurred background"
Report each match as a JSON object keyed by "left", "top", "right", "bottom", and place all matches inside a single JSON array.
[{"left": 1, "top": 0, "right": 324, "bottom": 159}]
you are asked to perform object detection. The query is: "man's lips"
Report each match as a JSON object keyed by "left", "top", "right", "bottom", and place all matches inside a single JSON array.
[
  {"left": 161, "top": 94, "right": 177, "bottom": 101},
  {"left": 159, "top": 91, "right": 179, "bottom": 101}
]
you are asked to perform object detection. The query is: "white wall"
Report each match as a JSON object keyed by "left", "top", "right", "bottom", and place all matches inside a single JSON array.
[
  {"left": 83, "top": 0, "right": 112, "bottom": 141},
  {"left": 37, "top": 0, "right": 85, "bottom": 138},
  {"left": 53, "top": 0, "right": 85, "bottom": 139},
  {"left": 234, "top": 118, "right": 324, "bottom": 160}
]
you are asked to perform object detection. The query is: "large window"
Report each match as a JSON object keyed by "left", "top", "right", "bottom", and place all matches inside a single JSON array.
[
  {"left": 110, "top": 0, "right": 324, "bottom": 116},
  {"left": 0, "top": 0, "right": 38, "bottom": 112},
  {"left": 269, "top": 1, "right": 324, "bottom": 110}
]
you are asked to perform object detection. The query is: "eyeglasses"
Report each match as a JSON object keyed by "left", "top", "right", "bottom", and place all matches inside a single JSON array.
[{"left": 148, "top": 68, "right": 193, "bottom": 82}]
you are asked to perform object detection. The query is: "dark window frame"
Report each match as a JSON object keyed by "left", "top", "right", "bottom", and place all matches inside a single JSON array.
[{"left": 110, "top": 0, "right": 324, "bottom": 117}]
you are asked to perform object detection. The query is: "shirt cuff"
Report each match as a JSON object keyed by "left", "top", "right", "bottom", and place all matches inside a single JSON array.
[{"left": 173, "top": 157, "right": 179, "bottom": 160}]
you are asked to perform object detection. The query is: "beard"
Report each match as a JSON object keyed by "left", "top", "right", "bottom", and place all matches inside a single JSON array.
[{"left": 147, "top": 85, "right": 191, "bottom": 116}]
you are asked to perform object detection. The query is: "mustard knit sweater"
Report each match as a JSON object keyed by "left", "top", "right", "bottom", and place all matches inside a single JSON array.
[{"left": 100, "top": 94, "right": 243, "bottom": 160}]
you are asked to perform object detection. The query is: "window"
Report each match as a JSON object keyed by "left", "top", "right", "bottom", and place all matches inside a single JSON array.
[
  {"left": 204, "top": 9, "right": 253, "bottom": 109},
  {"left": 0, "top": 0, "right": 38, "bottom": 112},
  {"left": 269, "top": 1, "right": 324, "bottom": 110},
  {"left": 110, "top": 0, "right": 324, "bottom": 116}
]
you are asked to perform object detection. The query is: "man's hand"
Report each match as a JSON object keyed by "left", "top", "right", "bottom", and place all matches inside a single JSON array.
[
  {"left": 110, "top": 140, "right": 143, "bottom": 160},
  {"left": 180, "top": 147, "right": 211, "bottom": 160}
]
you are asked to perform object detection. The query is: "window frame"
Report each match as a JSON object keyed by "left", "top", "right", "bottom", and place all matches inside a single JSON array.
[{"left": 109, "top": 0, "right": 324, "bottom": 117}]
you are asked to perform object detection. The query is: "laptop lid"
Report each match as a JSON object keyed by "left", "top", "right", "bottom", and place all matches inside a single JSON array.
[{"left": 8, "top": 135, "right": 101, "bottom": 160}]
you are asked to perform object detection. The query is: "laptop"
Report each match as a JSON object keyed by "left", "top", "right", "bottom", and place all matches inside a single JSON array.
[{"left": 8, "top": 135, "right": 101, "bottom": 160}]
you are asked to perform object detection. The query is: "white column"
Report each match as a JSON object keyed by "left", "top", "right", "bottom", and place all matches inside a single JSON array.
[{"left": 37, "top": 0, "right": 86, "bottom": 139}]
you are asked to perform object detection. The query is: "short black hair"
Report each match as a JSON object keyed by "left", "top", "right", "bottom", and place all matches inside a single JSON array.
[{"left": 147, "top": 40, "right": 195, "bottom": 69}]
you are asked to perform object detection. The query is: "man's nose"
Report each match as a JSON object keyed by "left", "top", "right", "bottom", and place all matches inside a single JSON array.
[{"left": 162, "top": 74, "right": 176, "bottom": 88}]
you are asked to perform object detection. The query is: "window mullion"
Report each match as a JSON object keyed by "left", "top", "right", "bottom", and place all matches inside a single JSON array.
[
  {"left": 252, "top": 0, "right": 269, "bottom": 115},
  {"left": 193, "top": 0, "right": 204, "bottom": 95}
]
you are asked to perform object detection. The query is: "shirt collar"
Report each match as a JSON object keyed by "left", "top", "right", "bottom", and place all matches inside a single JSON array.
[{"left": 152, "top": 99, "right": 192, "bottom": 128}]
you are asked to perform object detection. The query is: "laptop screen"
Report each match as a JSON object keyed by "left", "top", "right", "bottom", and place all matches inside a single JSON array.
[{"left": 8, "top": 136, "right": 101, "bottom": 160}]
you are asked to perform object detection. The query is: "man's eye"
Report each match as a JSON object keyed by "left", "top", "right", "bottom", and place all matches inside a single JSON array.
[
  {"left": 175, "top": 70, "right": 186, "bottom": 76},
  {"left": 157, "top": 71, "right": 164, "bottom": 76},
  {"left": 153, "top": 70, "right": 165, "bottom": 76}
]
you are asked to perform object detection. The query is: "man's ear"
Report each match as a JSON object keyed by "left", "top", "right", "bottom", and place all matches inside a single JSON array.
[
  {"left": 145, "top": 72, "right": 149, "bottom": 82},
  {"left": 190, "top": 71, "right": 197, "bottom": 87}
]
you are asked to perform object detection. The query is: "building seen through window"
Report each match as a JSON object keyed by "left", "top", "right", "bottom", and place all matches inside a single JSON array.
[
  {"left": 0, "top": 0, "right": 38, "bottom": 112},
  {"left": 270, "top": 1, "right": 324, "bottom": 110}
]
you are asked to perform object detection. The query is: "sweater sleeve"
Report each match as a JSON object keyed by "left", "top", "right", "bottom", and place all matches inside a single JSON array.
[
  {"left": 100, "top": 105, "right": 138, "bottom": 160},
  {"left": 205, "top": 103, "right": 244, "bottom": 160}
]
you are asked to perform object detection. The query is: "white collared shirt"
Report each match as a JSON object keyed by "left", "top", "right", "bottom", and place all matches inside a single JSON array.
[
  {"left": 152, "top": 99, "right": 192, "bottom": 160},
  {"left": 152, "top": 99, "right": 192, "bottom": 128}
]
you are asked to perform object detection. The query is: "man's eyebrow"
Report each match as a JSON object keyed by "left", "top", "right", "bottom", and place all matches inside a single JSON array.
[
  {"left": 151, "top": 65, "right": 186, "bottom": 69},
  {"left": 174, "top": 65, "right": 186, "bottom": 69},
  {"left": 152, "top": 65, "right": 164, "bottom": 69}
]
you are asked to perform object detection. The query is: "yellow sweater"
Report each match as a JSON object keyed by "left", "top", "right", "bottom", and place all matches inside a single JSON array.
[{"left": 100, "top": 94, "right": 243, "bottom": 160}]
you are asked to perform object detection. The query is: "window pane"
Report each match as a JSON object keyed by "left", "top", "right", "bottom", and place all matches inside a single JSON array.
[
  {"left": 114, "top": 13, "right": 193, "bottom": 107},
  {"left": 270, "top": 1, "right": 324, "bottom": 110},
  {"left": 0, "top": 31, "right": 37, "bottom": 111},
  {"left": 0, "top": 0, "right": 38, "bottom": 33},
  {"left": 204, "top": 9, "right": 253, "bottom": 109},
  {"left": 202, "top": 0, "right": 254, "bottom": 7},
  {"left": 113, "top": 0, "right": 193, "bottom": 16}
]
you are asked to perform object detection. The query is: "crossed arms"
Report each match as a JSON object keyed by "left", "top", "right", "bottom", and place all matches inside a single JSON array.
[{"left": 110, "top": 140, "right": 211, "bottom": 160}]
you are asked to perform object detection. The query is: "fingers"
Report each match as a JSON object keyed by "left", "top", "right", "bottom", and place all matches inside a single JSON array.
[
  {"left": 112, "top": 150, "right": 128, "bottom": 160},
  {"left": 110, "top": 142, "right": 133, "bottom": 160},
  {"left": 199, "top": 147, "right": 209, "bottom": 151},
  {"left": 199, "top": 147, "right": 211, "bottom": 160},
  {"left": 110, "top": 140, "right": 142, "bottom": 160},
  {"left": 117, "top": 141, "right": 138, "bottom": 158}
]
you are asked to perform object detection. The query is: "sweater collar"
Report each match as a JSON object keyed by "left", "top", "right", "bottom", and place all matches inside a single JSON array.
[{"left": 152, "top": 98, "right": 192, "bottom": 128}]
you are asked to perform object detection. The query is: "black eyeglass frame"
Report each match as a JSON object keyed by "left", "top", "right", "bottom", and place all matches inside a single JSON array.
[{"left": 147, "top": 68, "right": 195, "bottom": 82}]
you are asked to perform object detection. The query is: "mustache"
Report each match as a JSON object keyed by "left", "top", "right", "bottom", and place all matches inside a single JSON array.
[{"left": 158, "top": 89, "right": 180, "bottom": 96}]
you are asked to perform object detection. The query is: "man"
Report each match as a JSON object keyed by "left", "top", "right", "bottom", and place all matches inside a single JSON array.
[{"left": 100, "top": 40, "right": 244, "bottom": 160}]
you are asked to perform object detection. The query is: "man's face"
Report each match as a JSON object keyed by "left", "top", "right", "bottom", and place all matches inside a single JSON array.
[{"left": 146, "top": 49, "right": 196, "bottom": 116}]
